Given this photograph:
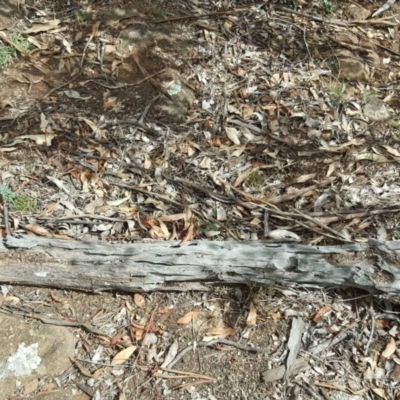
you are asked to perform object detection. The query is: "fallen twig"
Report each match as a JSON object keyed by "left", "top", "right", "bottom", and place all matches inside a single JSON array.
[
  {"left": 0, "top": 305, "right": 109, "bottom": 337},
  {"left": 152, "top": 7, "right": 252, "bottom": 25},
  {"left": 167, "top": 339, "right": 261, "bottom": 370}
]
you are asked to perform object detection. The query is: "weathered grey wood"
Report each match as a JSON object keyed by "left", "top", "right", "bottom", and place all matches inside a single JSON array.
[{"left": 0, "top": 235, "right": 400, "bottom": 294}]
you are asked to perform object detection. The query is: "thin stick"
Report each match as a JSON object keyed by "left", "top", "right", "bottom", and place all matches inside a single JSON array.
[{"left": 152, "top": 7, "right": 252, "bottom": 25}]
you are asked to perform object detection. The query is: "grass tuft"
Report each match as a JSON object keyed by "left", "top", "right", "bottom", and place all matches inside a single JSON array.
[
  {"left": 0, "top": 185, "right": 36, "bottom": 212},
  {"left": 0, "top": 34, "right": 31, "bottom": 66}
]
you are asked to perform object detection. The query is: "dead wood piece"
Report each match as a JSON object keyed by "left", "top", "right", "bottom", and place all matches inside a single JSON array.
[
  {"left": 285, "top": 317, "right": 305, "bottom": 380},
  {"left": 0, "top": 305, "right": 109, "bottom": 337},
  {"left": 1, "top": 235, "right": 400, "bottom": 295},
  {"left": 262, "top": 358, "right": 310, "bottom": 383},
  {"left": 261, "top": 322, "right": 358, "bottom": 383},
  {"left": 167, "top": 338, "right": 261, "bottom": 370}
]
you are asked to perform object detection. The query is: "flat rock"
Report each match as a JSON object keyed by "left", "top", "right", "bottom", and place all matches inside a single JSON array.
[
  {"left": 338, "top": 58, "right": 370, "bottom": 81},
  {"left": 0, "top": 0, "right": 28, "bottom": 28},
  {"left": 363, "top": 95, "right": 391, "bottom": 121},
  {"left": 0, "top": 314, "right": 75, "bottom": 399},
  {"left": 156, "top": 68, "right": 195, "bottom": 118},
  {"left": 345, "top": 4, "right": 370, "bottom": 20}
]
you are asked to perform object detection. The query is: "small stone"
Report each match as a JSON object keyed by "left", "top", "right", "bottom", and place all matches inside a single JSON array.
[
  {"left": 338, "top": 58, "right": 370, "bottom": 81},
  {"left": 363, "top": 96, "right": 391, "bottom": 121}
]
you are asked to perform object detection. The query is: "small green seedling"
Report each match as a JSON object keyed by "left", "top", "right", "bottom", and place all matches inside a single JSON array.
[
  {"left": 363, "top": 91, "right": 376, "bottom": 101},
  {"left": 13, "top": 194, "right": 36, "bottom": 212},
  {"left": 325, "top": 80, "right": 346, "bottom": 101},
  {"left": 321, "top": 0, "right": 335, "bottom": 13},
  {"left": 0, "top": 34, "right": 31, "bottom": 66},
  {"left": 0, "top": 185, "right": 36, "bottom": 212},
  {"left": 73, "top": 10, "right": 92, "bottom": 22},
  {"left": 245, "top": 169, "right": 264, "bottom": 189},
  {"left": 13, "top": 33, "right": 31, "bottom": 52}
]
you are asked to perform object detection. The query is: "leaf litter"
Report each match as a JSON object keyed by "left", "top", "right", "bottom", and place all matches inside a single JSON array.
[{"left": 1, "top": 0, "right": 400, "bottom": 398}]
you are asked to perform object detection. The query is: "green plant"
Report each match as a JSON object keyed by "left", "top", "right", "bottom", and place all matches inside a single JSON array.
[
  {"left": 325, "top": 80, "right": 346, "bottom": 101},
  {"left": 155, "top": 9, "right": 172, "bottom": 18},
  {"left": 13, "top": 194, "right": 36, "bottom": 212},
  {"left": 13, "top": 33, "right": 31, "bottom": 53},
  {"left": 363, "top": 91, "right": 376, "bottom": 101},
  {"left": 0, "top": 34, "right": 31, "bottom": 66},
  {"left": 0, "top": 44, "right": 16, "bottom": 66},
  {"left": 252, "top": 283, "right": 280, "bottom": 297},
  {"left": 0, "top": 185, "right": 36, "bottom": 212},
  {"left": 211, "top": 206, "right": 218, "bottom": 220},
  {"left": 320, "top": 0, "right": 335, "bottom": 13},
  {"left": 158, "top": 10, "right": 171, "bottom": 18},
  {"left": 206, "top": 222, "right": 219, "bottom": 231},
  {"left": 245, "top": 169, "right": 264, "bottom": 188},
  {"left": 0, "top": 184, "right": 17, "bottom": 203},
  {"left": 73, "top": 10, "right": 92, "bottom": 22},
  {"left": 211, "top": 286, "right": 236, "bottom": 297}
]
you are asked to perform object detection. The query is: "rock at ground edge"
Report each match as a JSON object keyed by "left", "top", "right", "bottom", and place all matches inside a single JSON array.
[{"left": 0, "top": 314, "right": 75, "bottom": 399}]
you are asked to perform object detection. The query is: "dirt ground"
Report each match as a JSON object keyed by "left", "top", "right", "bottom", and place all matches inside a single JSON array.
[{"left": 2, "top": 0, "right": 400, "bottom": 398}]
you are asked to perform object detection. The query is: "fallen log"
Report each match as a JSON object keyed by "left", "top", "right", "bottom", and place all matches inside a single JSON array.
[{"left": 0, "top": 235, "right": 400, "bottom": 295}]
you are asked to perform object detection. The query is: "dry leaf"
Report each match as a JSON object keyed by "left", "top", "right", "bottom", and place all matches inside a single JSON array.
[
  {"left": 293, "top": 173, "right": 316, "bottom": 183},
  {"left": 375, "top": 319, "right": 389, "bottom": 329},
  {"left": 313, "top": 305, "right": 331, "bottom": 324},
  {"left": 371, "top": 387, "right": 386, "bottom": 398},
  {"left": 144, "top": 154, "right": 152, "bottom": 169},
  {"left": 382, "top": 337, "right": 396, "bottom": 359},
  {"left": 242, "top": 106, "right": 254, "bottom": 120},
  {"left": 81, "top": 117, "right": 100, "bottom": 133},
  {"left": 3, "top": 296, "right": 20, "bottom": 305},
  {"left": 24, "top": 19, "right": 61, "bottom": 33},
  {"left": 177, "top": 311, "right": 200, "bottom": 325},
  {"left": 159, "top": 307, "right": 175, "bottom": 315},
  {"left": 36, "top": 202, "right": 59, "bottom": 218},
  {"left": 205, "top": 230, "right": 220, "bottom": 238},
  {"left": 19, "top": 134, "right": 55, "bottom": 146},
  {"left": 24, "top": 379, "right": 39, "bottom": 395},
  {"left": 160, "top": 219, "right": 172, "bottom": 239},
  {"left": 390, "top": 364, "right": 400, "bottom": 381},
  {"left": 24, "top": 224, "right": 52, "bottom": 236},
  {"left": 107, "top": 195, "right": 130, "bottom": 206},
  {"left": 353, "top": 153, "right": 388, "bottom": 163},
  {"left": 110, "top": 332, "right": 125, "bottom": 347},
  {"left": 161, "top": 339, "right": 179, "bottom": 368},
  {"left": 268, "top": 229, "right": 300, "bottom": 241},
  {"left": 39, "top": 383, "right": 57, "bottom": 393},
  {"left": 209, "top": 327, "right": 237, "bottom": 337},
  {"left": 129, "top": 323, "right": 145, "bottom": 341},
  {"left": 103, "top": 96, "right": 117, "bottom": 108},
  {"left": 80, "top": 170, "right": 100, "bottom": 184},
  {"left": 381, "top": 145, "right": 400, "bottom": 157},
  {"left": 234, "top": 167, "right": 254, "bottom": 187},
  {"left": 50, "top": 292, "right": 67, "bottom": 303},
  {"left": 145, "top": 198, "right": 165, "bottom": 211},
  {"left": 269, "top": 312, "right": 284, "bottom": 320},
  {"left": 159, "top": 213, "right": 186, "bottom": 222},
  {"left": 111, "top": 346, "right": 137, "bottom": 365},
  {"left": 225, "top": 127, "right": 241, "bottom": 145},
  {"left": 246, "top": 302, "right": 257, "bottom": 326},
  {"left": 179, "top": 222, "right": 194, "bottom": 246},
  {"left": 125, "top": 300, "right": 134, "bottom": 312},
  {"left": 72, "top": 358, "right": 104, "bottom": 378},
  {"left": 134, "top": 294, "right": 146, "bottom": 307},
  {"left": 0, "top": 100, "right": 13, "bottom": 109}
]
